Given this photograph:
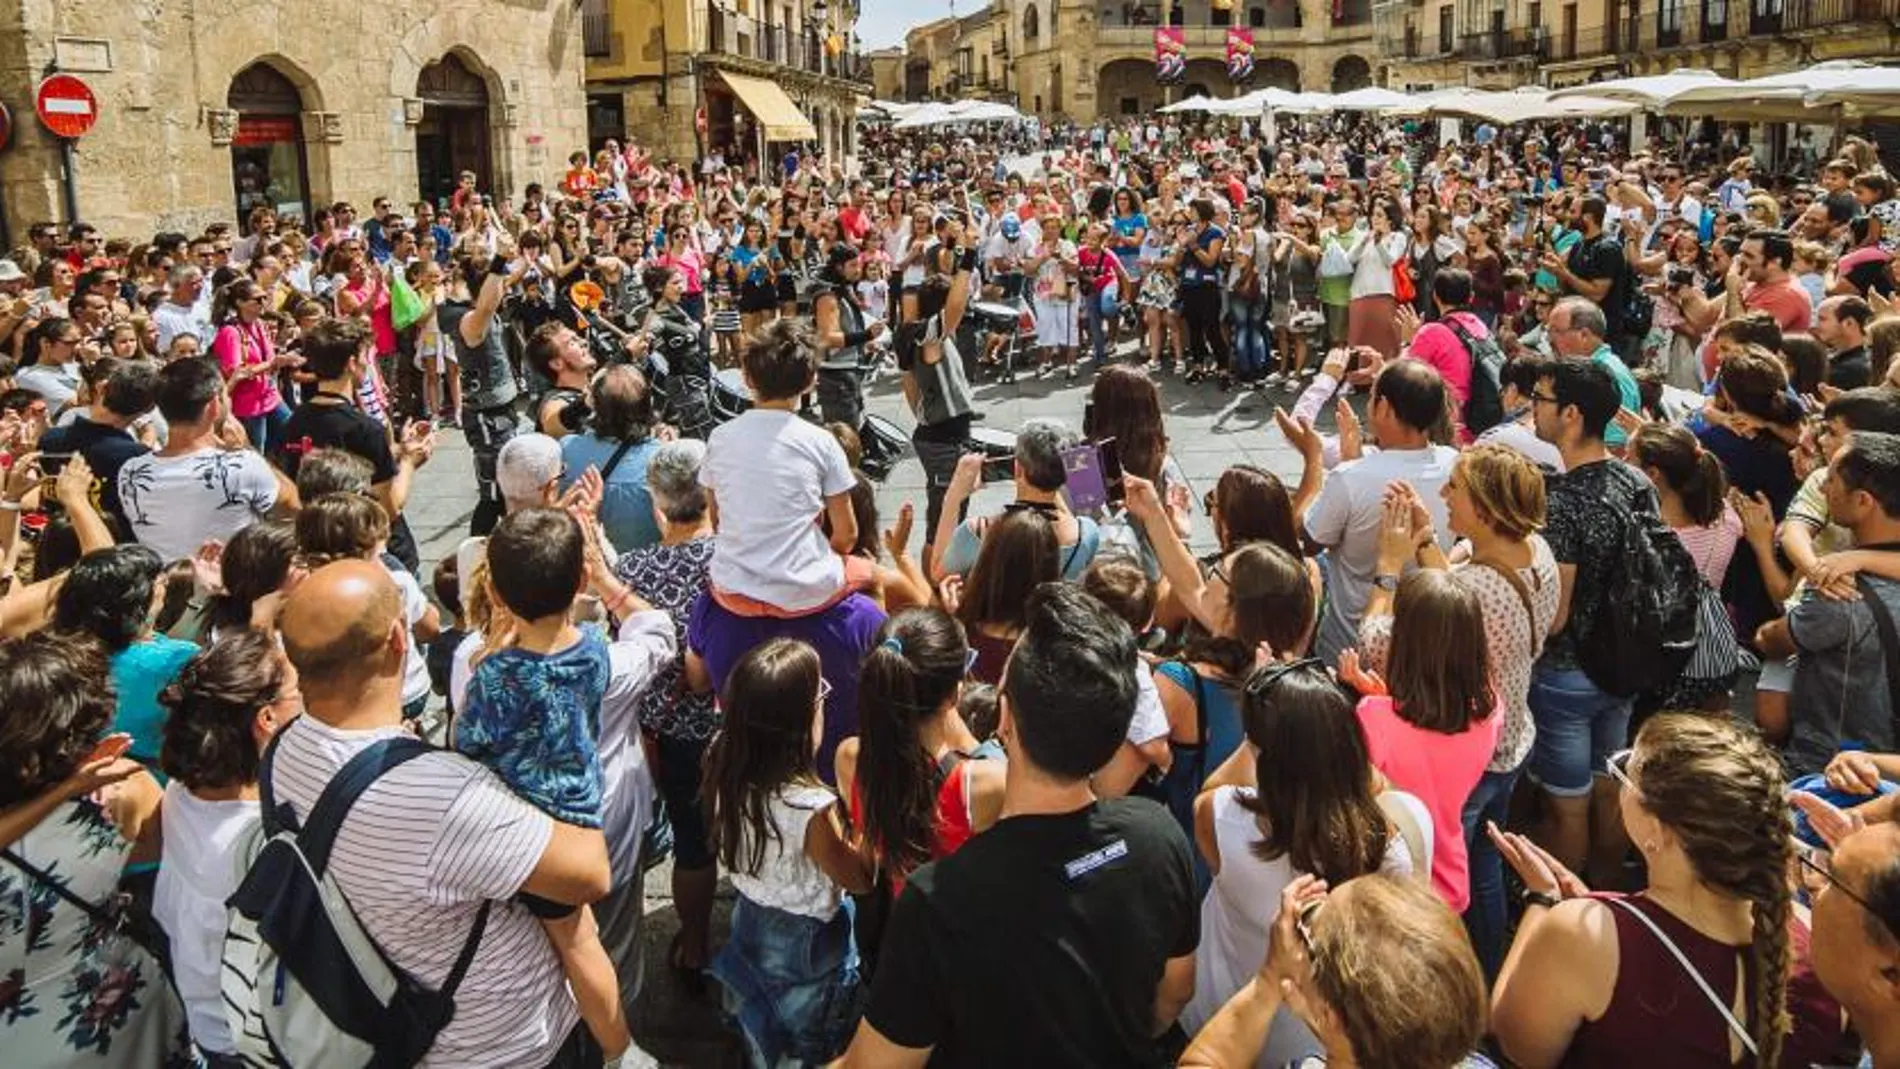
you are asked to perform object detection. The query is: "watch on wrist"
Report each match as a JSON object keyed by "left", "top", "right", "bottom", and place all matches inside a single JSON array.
[
  {"left": 1521, "top": 889, "right": 1561, "bottom": 910},
  {"left": 1372, "top": 573, "right": 1400, "bottom": 592}
]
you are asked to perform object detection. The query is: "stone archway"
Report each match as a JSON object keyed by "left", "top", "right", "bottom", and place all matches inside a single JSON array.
[
  {"left": 1330, "top": 54, "right": 1372, "bottom": 93},
  {"left": 1258, "top": 57, "right": 1300, "bottom": 91},
  {"left": 415, "top": 52, "right": 495, "bottom": 206},
  {"left": 1023, "top": 4, "right": 1041, "bottom": 46},
  {"left": 1097, "top": 58, "right": 1160, "bottom": 116},
  {"left": 225, "top": 60, "right": 323, "bottom": 230}
]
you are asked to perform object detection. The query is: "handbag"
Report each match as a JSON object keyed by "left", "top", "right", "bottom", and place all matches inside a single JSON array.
[
  {"left": 1392, "top": 254, "right": 1417, "bottom": 304},
  {"left": 391, "top": 270, "right": 426, "bottom": 331}
]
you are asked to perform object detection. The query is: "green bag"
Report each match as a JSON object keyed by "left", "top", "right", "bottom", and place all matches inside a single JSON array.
[{"left": 390, "top": 270, "right": 426, "bottom": 331}]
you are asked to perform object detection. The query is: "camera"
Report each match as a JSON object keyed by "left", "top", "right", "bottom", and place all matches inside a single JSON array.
[{"left": 1666, "top": 265, "right": 1695, "bottom": 290}]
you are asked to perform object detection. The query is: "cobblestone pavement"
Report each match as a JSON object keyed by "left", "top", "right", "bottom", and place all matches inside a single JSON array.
[{"left": 403, "top": 351, "right": 1320, "bottom": 1065}]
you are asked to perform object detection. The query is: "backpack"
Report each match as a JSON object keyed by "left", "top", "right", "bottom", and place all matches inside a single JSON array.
[
  {"left": 1573, "top": 490, "right": 1702, "bottom": 697},
  {"left": 221, "top": 734, "right": 491, "bottom": 1068},
  {"left": 1445, "top": 316, "right": 1507, "bottom": 436}
]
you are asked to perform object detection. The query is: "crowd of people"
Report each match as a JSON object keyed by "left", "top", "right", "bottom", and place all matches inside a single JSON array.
[{"left": 2, "top": 104, "right": 1900, "bottom": 1069}]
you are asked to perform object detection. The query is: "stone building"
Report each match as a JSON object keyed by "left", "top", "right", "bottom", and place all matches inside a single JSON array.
[
  {"left": 582, "top": 0, "right": 869, "bottom": 174},
  {"left": 868, "top": 47, "right": 907, "bottom": 102},
  {"left": 0, "top": 1, "right": 591, "bottom": 242}
]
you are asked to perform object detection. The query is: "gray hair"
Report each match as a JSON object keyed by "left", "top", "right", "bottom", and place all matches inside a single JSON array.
[
  {"left": 168, "top": 264, "right": 204, "bottom": 288},
  {"left": 1553, "top": 297, "right": 1607, "bottom": 342},
  {"left": 1016, "top": 418, "right": 1079, "bottom": 493},
  {"left": 647, "top": 439, "right": 709, "bottom": 525}
]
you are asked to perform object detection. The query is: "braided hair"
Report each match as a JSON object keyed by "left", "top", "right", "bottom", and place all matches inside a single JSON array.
[{"left": 1629, "top": 713, "right": 1794, "bottom": 1067}]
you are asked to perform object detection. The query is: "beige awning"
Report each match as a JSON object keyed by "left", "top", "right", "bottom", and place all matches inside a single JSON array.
[{"left": 719, "top": 71, "right": 817, "bottom": 142}]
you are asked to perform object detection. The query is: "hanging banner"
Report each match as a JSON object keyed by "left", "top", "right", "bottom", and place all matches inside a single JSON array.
[
  {"left": 1154, "top": 27, "right": 1186, "bottom": 85},
  {"left": 1225, "top": 29, "right": 1255, "bottom": 84}
]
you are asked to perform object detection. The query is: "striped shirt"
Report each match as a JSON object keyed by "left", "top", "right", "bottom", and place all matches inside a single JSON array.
[{"left": 269, "top": 715, "right": 573, "bottom": 1067}]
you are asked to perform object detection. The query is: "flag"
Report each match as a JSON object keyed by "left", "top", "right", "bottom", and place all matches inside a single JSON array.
[
  {"left": 1154, "top": 27, "right": 1186, "bottom": 85},
  {"left": 1225, "top": 28, "right": 1255, "bottom": 83}
]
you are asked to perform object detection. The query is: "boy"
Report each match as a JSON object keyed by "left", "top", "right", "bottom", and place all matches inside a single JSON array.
[
  {"left": 1080, "top": 557, "right": 1174, "bottom": 797},
  {"left": 701, "top": 319, "right": 867, "bottom": 617},
  {"left": 455, "top": 507, "right": 630, "bottom": 1061}
]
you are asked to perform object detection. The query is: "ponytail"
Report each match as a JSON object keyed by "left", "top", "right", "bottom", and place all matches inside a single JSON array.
[
  {"left": 854, "top": 609, "right": 972, "bottom": 879},
  {"left": 1631, "top": 423, "right": 1729, "bottom": 528}
]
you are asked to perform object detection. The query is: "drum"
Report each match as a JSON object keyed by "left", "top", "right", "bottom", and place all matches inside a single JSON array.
[
  {"left": 711, "top": 367, "right": 751, "bottom": 420},
  {"left": 965, "top": 425, "right": 1018, "bottom": 483},
  {"left": 968, "top": 300, "right": 1024, "bottom": 332},
  {"left": 859, "top": 412, "right": 912, "bottom": 481}
]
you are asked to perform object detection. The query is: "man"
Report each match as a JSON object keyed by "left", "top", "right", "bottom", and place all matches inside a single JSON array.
[
  {"left": 274, "top": 317, "right": 435, "bottom": 573},
  {"left": 1808, "top": 822, "right": 1900, "bottom": 1068},
  {"left": 153, "top": 265, "right": 211, "bottom": 354},
  {"left": 1756, "top": 431, "right": 1900, "bottom": 775},
  {"left": 442, "top": 244, "right": 530, "bottom": 536},
  {"left": 1546, "top": 297, "right": 1640, "bottom": 449},
  {"left": 37, "top": 359, "right": 156, "bottom": 527},
  {"left": 364, "top": 197, "right": 395, "bottom": 262},
  {"left": 1650, "top": 163, "right": 1704, "bottom": 240},
  {"left": 14, "top": 317, "right": 84, "bottom": 410},
  {"left": 63, "top": 222, "right": 101, "bottom": 269},
  {"left": 116, "top": 356, "right": 296, "bottom": 561},
  {"left": 933, "top": 418, "right": 1099, "bottom": 581},
  {"left": 273, "top": 561, "right": 612, "bottom": 1066},
  {"left": 833, "top": 584, "right": 1197, "bottom": 1067},
  {"left": 1724, "top": 228, "right": 1814, "bottom": 336},
  {"left": 1528, "top": 359, "right": 1660, "bottom": 880},
  {"left": 527, "top": 322, "right": 599, "bottom": 436},
  {"left": 233, "top": 206, "right": 278, "bottom": 266},
  {"left": 1543, "top": 194, "right": 1634, "bottom": 360},
  {"left": 1816, "top": 295, "right": 1875, "bottom": 390},
  {"left": 495, "top": 432, "right": 567, "bottom": 515}
]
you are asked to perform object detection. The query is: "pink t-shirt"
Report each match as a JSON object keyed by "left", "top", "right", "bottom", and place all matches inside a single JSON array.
[
  {"left": 211, "top": 318, "right": 282, "bottom": 419},
  {"left": 1406, "top": 311, "right": 1481, "bottom": 411},
  {"left": 1355, "top": 695, "right": 1501, "bottom": 912},
  {"left": 1746, "top": 277, "right": 1815, "bottom": 334}
]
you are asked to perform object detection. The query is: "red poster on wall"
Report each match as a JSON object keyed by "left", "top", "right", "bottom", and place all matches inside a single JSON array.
[
  {"left": 234, "top": 115, "right": 299, "bottom": 145},
  {"left": 1154, "top": 27, "right": 1186, "bottom": 86}
]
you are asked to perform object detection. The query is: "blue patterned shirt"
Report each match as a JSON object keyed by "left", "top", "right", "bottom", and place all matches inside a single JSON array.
[{"left": 454, "top": 626, "right": 611, "bottom": 828}]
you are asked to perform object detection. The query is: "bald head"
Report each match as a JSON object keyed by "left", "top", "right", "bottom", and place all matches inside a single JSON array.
[{"left": 279, "top": 560, "right": 405, "bottom": 707}]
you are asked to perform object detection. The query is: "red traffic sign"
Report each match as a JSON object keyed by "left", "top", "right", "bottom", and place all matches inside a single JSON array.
[{"left": 35, "top": 75, "right": 97, "bottom": 139}]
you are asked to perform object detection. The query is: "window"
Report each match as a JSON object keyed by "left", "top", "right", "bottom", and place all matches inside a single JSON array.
[
  {"left": 1702, "top": 0, "right": 1727, "bottom": 30},
  {"left": 1249, "top": 5, "right": 1266, "bottom": 24},
  {"left": 1121, "top": 96, "right": 1139, "bottom": 114},
  {"left": 1023, "top": 4, "right": 1040, "bottom": 40},
  {"left": 1212, "top": 4, "right": 1233, "bottom": 23},
  {"left": 1659, "top": 0, "right": 1682, "bottom": 29},
  {"left": 1529, "top": 0, "right": 1542, "bottom": 25},
  {"left": 1439, "top": 5, "right": 1454, "bottom": 50}
]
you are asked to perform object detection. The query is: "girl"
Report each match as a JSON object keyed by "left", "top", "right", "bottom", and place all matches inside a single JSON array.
[
  {"left": 945, "top": 507, "right": 1060, "bottom": 685},
  {"left": 734, "top": 219, "right": 778, "bottom": 336},
  {"left": 708, "top": 251, "right": 743, "bottom": 366},
  {"left": 704, "top": 638, "right": 872, "bottom": 1066},
  {"left": 408, "top": 258, "right": 459, "bottom": 426},
  {"left": 1629, "top": 423, "right": 1743, "bottom": 710},
  {"left": 1137, "top": 208, "right": 1184, "bottom": 372},
  {"left": 835, "top": 608, "right": 1005, "bottom": 902},
  {"left": 1028, "top": 212, "right": 1080, "bottom": 381},
  {"left": 1339, "top": 565, "right": 1500, "bottom": 913},
  {"left": 856, "top": 256, "right": 891, "bottom": 334}
]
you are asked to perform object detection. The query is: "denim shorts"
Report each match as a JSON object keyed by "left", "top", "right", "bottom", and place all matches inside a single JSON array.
[{"left": 1527, "top": 665, "right": 1634, "bottom": 797}]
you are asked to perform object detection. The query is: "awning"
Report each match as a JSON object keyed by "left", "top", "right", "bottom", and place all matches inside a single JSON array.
[{"left": 719, "top": 71, "right": 817, "bottom": 142}]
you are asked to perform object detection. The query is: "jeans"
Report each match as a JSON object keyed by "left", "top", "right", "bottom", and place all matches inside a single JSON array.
[
  {"left": 1459, "top": 764, "right": 1521, "bottom": 980},
  {"left": 1080, "top": 288, "right": 1113, "bottom": 365},
  {"left": 240, "top": 402, "right": 291, "bottom": 452},
  {"left": 1227, "top": 293, "right": 1270, "bottom": 380},
  {"left": 1528, "top": 664, "right": 1634, "bottom": 797}
]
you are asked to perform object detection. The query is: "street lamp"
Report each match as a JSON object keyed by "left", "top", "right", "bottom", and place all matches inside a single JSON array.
[{"left": 812, "top": 0, "right": 830, "bottom": 76}]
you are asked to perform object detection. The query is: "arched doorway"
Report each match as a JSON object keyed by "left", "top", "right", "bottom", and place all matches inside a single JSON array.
[
  {"left": 1258, "top": 57, "right": 1300, "bottom": 91},
  {"left": 416, "top": 53, "right": 493, "bottom": 207},
  {"left": 228, "top": 63, "right": 312, "bottom": 231},
  {"left": 1331, "top": 54, "right": 1372, "bottom": 93}
]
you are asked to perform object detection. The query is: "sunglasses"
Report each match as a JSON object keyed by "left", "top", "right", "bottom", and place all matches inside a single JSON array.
[{"left": 1605, "top": 748, "right": 1638, "bottom": 793}]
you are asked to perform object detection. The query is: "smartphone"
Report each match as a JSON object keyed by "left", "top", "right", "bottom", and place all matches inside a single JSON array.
[
  {"left": 1099, "top": 438, "right": 1125, "bottom": 507},
  {"left": 979, "top": 451, "right": 1015, "bottom": 484}
]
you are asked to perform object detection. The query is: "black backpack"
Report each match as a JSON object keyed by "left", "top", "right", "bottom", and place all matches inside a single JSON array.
[
  {"left": 1573, "top": 490, "right": 1702, "bottom": 697},
  {"left": 1446, "top": 317, "right": 1506, "bottom": 435}
]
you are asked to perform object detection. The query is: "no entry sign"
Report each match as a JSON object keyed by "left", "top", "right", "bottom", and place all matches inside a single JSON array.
[{"left": 35, "top": 75, "right": 97, "bottom": 139}]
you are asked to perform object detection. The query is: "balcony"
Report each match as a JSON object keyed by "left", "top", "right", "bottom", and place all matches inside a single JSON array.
[
  {"left": 704, "top": 10, "right": 871, "bottom": 83},
  {"left": 1459, "top": 27, "right": 1545, "bottom": 59},
  {"left": 1778, "top": 0, "right": 1897, "bottom": 28},
  {"left": 1656, "top": 17, "right": 1683, "bottom": 44},
  {"left": 582, "top": 0, "right": 611, "bottom": 58},
  {"left": 1544, "top": 23, "right": 1621, "bottom": 60}
]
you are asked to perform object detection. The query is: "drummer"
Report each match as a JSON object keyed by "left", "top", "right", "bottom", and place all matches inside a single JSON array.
[
  {"left": 525, "top": 322, "right": 598, "bottom": 436},
  {"left": 812, "top": 243, "right": 886, "bottom": 431}
]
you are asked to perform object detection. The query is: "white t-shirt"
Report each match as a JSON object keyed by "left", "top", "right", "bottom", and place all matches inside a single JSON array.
[
  {"left": 153, "top": 300, "right": 209, "bottom": 353},
  {"left": 1475, "top": 419, "right": 1565, "bottom": 473},
  {"left": 14, "top": 361, "right": 80, "bottom": 409},
  {"left": 152, "top": 785, "right": 262, "bottom": 1055},
  {"left": 393, "top": 568, "right": 433, "bottom": 708},
  {"left": 727, "top": 783, "right": 844, "bottom": 920},
  {"left": 702, "top": 409, "right": 856, "bottom": 613},
  {"left": 116, "top": 447, "right": 279, "bottom": 562},
  {"left": 268, "top": 715, "right": 571, "bottom": 1068},
  {"left": 1305, "top": 444, "right": 1458, "bottom": 661},
  {"left": 1129, "top": 664, "right": 1170, "bottom": 746},
  {"left": 598, "top": 610, "right": 675, "bottom": 887}
]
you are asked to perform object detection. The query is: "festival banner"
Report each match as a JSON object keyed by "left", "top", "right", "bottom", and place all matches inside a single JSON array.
[
  {"left": 1154, "top": 27, "right": 1186, "bottom": 86},
  {"left": 1225, "top": 28, "right": 1255, "bottom": 84}
]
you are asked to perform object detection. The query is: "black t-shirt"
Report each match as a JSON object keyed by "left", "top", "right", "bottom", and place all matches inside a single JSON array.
[
  {"left": 39, "top": 416, "right": 150, "bottom": 526},
  {"left": 1540, "top": 457, "right": 1659, "bottom": 670},
  {"left": 862, "top": 797, "right": 1197, "bottom": 1067},
  {"left": 1566, "top": 232, "right": 1627, "bottom": 334},
  {"left": 275, "top": 397, "right": 419, "bottom": 572},
  {"left": 1828, "top": 345, "right": 1872, "bottom": 390}
]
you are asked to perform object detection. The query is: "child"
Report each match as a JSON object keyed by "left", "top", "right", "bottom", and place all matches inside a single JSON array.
[
  {"left": 427, "top": 554, "right": 470, "bottom": 707},
  {"left": 1079, "top": 556, "right": 1173, "bottom": 797},
  {"left": 701, "top": 320, "right": 868, "bottom": 618},
  {"left": 856, "top": 255, "right": 890, "bottom": 328},
  {"left": 408, "top": 258, "right": 460, "bottom": 427},
  {"left": 293, "top": 492, "right": 438, "bottom": 725},
  {"left": 1793, "top": 240, "right": 1832, "bottom": 311},
  {"left": 453, "top": 507, "right": 630, "bottom": 1061},
  {"left": 703, "top": 637, "right": 871, "bottom": 1064},
  {"left": 709, "top": 252, "right": 742, "bottom": 366}
]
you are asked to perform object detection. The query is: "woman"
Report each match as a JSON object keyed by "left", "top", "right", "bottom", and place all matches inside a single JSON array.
[
  {"left": 1629, "top": 225, "right": 1708, "bottom": 390},
  {"left": 1137, "top": 208, "right": 1186, "bottom": 372},
  {"left": 1111, "top": 186, "right": 1150, "bottom": 288},
  {"left": 31, "top": 258, "right": 78, "bottom": 321},
  {"left": 945, "top": 507, "right": 1059, "bottom": 685},
  {"left": 0, "top": 631, "right": 187, "bottom": 1066},
  {"left": 202, "top": 518, "right": 300, "bottom": 641},
  {"left": 733, "top": 219, "right": 778, "bottom": 336},
  {"left": 1692, "top": 344, "right": 1801, "bottom": 638},
  {"left": 641, "top": 265, "right": 713, "bottom": 438},
  {"left": 1359, "top": 451, "right": 1557, "bottom": 974},
  {"left": 1180, "top": 875, "right": 1493, "bottom": 1069},
  {"left": 1226, "top": 200, "right": 1272, "bottom": 390},
  {"left": 1409, "top": 204, "right": 1456, "bottom": 322},
  {"left": 211, "top": 278, "right": 293, "bottom": 450},
  {"left": 896, "top": 203, "right": 934, "bottom": 324},
  {"left": 1490, "top": 714, "right": 1852, "bottom": 1069},
  {"left": 1180, "top": 662, "right": 1423, "bottom": 1066},
  {"left": 1347, "top": 200, "right": 1409, "bottom": 361},
  {"left": 1464, "top": 222, "right": 1504, "bottom": 328},
  {"left": 53, "top": 545, "right": 199, "bottom": 774},
  {"left": 1318, "top": 200, "right": 1362, "bottom": 353},
  {"left": 1028, "top": 211, "right": 1080, "bottom": 381},
  {"left": 1269, "top": 212, "right": 1323, "bottom": 387},
  {"left": 1177, "top": 199, "right": 1231, "bottom": 387},
  {"left": 612, "top": 440, "right": 720, "bottom": 986},
  {"left": 151, "top": 630, "right": 296, "bottom": 1064},
  {"left": 1629, "top": 423, "right": 1744, "bottom": 709},
  {"left": 836, "top": 608, "right": 1004, "bottom": 900},
  {"left": 333, "top": 249, "right": 399, "bottom": 403}
]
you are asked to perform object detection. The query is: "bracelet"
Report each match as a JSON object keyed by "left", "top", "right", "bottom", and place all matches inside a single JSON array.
[{"left": 1521, "top": 889, "right": 1561, "bottom": 911}]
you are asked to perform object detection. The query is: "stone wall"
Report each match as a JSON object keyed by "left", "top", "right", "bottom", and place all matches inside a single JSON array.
[{"left": 0, "top": 0, "right": 588, "bottom": 241}]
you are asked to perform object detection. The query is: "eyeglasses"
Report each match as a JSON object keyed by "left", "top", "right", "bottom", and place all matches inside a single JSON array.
[
  {"left": 1529, "top": 390, "right": 1560, "bottom": 406},
  {"left": 1245, "top": 657, "right": 1328, "bottom": 698},
  {"left": 1795, "top": 846, "right": 1889, "bottom": 931}
]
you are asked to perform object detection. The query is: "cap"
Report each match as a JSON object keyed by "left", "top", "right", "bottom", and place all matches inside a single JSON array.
[
  {"left": 0, "top": 260, "right": 24, "bottom": 284},
  {"left": 495, "top": 433, "right": 564, "bottom": 506},
  {"left": 999, "top": 214, "right": 1022, "bottom": 239}
]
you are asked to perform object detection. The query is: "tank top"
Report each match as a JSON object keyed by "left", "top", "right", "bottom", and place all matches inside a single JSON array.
[
  {"left": 439, "top": 298, "right": 517, "bottom": 412},
  {"left": 1558, "top": 893, "right": 1849, "bottom": 1069},
  {"left": 819, "top": 284, "right": 866, "bottom": 372},
  {"left": 847, "top": 738, "right": 1004, "bottom": 897},
  {"left": 913, "top": 314, "right": 974, "bottom": 429}
]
